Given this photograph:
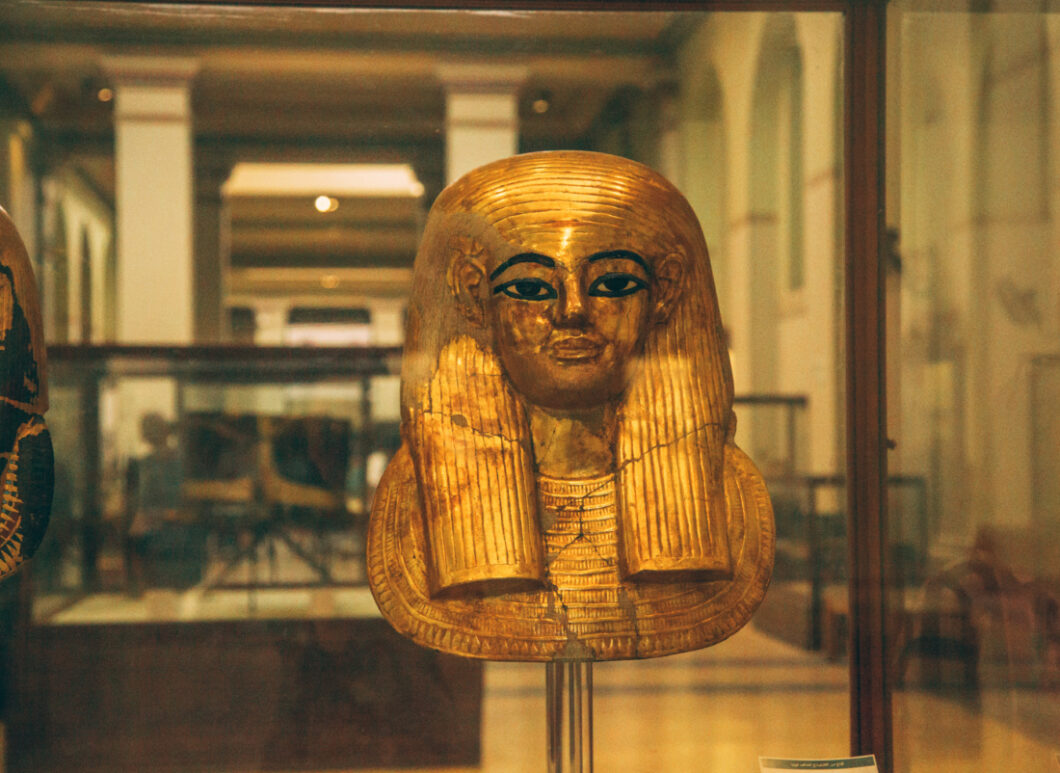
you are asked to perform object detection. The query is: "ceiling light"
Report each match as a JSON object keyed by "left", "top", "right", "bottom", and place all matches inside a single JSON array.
[
  {"left": 321, "top": 274, "right": 340, "bottom": 289},
  {"left": 224, "top": 163, "right": 425, "bottom": 199},
  {"left": 531, "top": 89, "right": 553, "bottom": 115},
  {"left": 97, "top": 87, "right": 113, "bottom": 103},
  {"left": 314, "top": 195, "right": 339, "bottom": 213}
]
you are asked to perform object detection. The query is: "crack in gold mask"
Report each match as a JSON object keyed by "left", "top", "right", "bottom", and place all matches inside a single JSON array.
[{"left": 367, "top": 151, "right": 773, "bottom": 661}]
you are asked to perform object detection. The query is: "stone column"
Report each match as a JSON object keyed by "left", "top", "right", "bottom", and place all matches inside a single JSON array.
[
  {"left": 102, "top": 56, "right": 198, "bottom": 462},
  {"left": 652, "top": 82, "right": 683, "bottom": 185},
  {"left": 253, "top": 299, "right": 290, "bottom": 346},
  {"left": 195, "top": 155, "right": 232, "bottom": 343},
  {"left": 367, "top": 299, "right": 405, "bottom": 347},
  {"left": 437, "top": 64, "right": 527, "bottom": 184},
  {"left": 102, "top": 55, "right": 198, "bottom": 344},
  {"left": 367, "top": 300, "right": 404, "bottom": 425}
]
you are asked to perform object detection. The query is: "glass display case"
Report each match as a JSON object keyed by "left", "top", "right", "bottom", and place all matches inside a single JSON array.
[{"left": 0, "top": 1, "right": 1054, "bottom": 772}]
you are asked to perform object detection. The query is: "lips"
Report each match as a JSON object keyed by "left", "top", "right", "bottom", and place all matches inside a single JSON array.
[{"left": 549, "top": 336, "right": 604, "bottom": 360}]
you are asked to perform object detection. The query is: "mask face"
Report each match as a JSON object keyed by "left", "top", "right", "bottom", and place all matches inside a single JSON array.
[
  {"left": 484, "top": 237, "right": 654, "bottom": 411},
  {"left": 446, "top": 175, "right": 689, "bottom": 413}
]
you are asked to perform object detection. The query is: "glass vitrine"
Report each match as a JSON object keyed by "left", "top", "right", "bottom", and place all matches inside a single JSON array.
[{"left": 0, "top": 0, "right": 912, "bottom": 770}]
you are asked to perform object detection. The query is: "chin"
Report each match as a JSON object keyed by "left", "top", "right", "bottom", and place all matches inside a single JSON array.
[{"left": 516, "top": 371, "right": 624, "bottom": 411}]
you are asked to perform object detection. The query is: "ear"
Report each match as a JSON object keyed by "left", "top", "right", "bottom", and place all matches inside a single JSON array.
[
  {"left": 653, "top": 251, "right": 685, "bottom": 323},
  {"left": 447, "top": 236, "right": 488, "bottom": 327}
]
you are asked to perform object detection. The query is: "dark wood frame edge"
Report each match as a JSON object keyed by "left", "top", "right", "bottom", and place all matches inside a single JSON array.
[{"left": 845, "top": 1, "right": 891, "bottom": 771}]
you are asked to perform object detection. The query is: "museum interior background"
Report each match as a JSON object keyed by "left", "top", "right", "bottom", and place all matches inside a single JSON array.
[{"left": 0, "top": 2, "right": 1057, "bottom": 772}]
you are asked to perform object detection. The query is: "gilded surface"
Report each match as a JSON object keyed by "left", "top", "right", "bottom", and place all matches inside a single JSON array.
[
  {"left": 367, "top": 151, "right": 773, "bottom": 660},
  {"left": 0, "top": 207, "right": 53, "bottom": 579}
]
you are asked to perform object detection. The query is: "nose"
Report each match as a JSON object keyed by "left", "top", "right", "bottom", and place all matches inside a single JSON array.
[{"left": 555, "top": 273, "right": 588, "bottom": 327}]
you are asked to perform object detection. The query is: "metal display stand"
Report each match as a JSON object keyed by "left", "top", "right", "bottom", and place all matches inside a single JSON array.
[{"left": 546, "top": 662, "right": 593, "bottom": 773}]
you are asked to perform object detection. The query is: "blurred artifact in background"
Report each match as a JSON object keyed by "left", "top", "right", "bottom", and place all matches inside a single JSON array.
[
  {"left": 368, "top": 151, "right": 773, "bottom": 661},
  {"left": 0, "top": 207, "right": 54, "bottom": 579}
]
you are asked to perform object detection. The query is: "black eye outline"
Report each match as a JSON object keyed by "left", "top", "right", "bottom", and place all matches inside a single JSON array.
[
  {"left": 587, "top": 272, "right": 649, "bottom": 298},
  {"left": 492, "top": 277, "right": 558, "bottom": 301}
]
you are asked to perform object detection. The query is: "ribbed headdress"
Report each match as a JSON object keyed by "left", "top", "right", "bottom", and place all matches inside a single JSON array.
[{"left": 402, "top": 152, "right": 735, "bottom": 596}]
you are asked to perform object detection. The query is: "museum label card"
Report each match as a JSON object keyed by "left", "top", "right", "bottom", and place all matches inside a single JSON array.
[{"left": 760, "top": 755, "right": 879, "bottom": 772}]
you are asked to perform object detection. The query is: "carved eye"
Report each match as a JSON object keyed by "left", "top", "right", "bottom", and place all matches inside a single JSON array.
[
  {"left": 493, "top": 278, "right": 558, "bottom": 301},
  {"left": 588, "top": 273, "right": 648, "bottom": 298}
]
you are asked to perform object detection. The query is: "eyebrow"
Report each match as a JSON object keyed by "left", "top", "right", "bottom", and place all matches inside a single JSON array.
[
  {"left": 587, "top": 250, "right": 651, "bottom": 276},
  {"left": 489, "top": 252, "right": 555, "bottom": 281}
]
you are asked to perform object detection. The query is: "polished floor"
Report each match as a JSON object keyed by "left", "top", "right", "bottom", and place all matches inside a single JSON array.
[
  {"left": 30, "top": 552, "right": 1060, "bottom": 773},
  {"left": 251, "top": 619, "right": 1053, "bottom": 773}
]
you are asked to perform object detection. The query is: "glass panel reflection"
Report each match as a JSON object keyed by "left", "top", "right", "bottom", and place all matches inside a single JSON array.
[
  {"left": 888, "top": 4, "right": 1060, "bottom": 770},
  {"left": 30, "top": 348, "right": 849, "bottom": 772},
  {"left": 39, "top": 349, "right": 399, "bottom": 612},
  {"left": 0, "top": 6, "right": 847, "bottom": 771}
]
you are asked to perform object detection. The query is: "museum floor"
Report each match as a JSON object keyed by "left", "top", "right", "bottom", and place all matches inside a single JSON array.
[
  {"left": 29, "top": 586, "right": 1060, "bottom": 773},
  {"left": 387, "top": 630, "right": 1057, "bottom": 773},
  {"left": 30, "top": 581, "right": 1058, "bottom": 773}
]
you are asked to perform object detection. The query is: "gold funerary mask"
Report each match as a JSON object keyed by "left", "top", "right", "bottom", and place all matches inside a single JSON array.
[
  {"left": 0, "top": 207, "right": 53, "bottom": 580},
  {"left": 367, "top": 151, "right": 773, "bottom": 661}
]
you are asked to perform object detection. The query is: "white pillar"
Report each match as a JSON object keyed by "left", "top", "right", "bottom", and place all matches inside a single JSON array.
[
  {"left": 253, "top": 299, "right": 290, "bottom": 346},
  {"left": 368, "top": 300, "right": 405, "bottom": 347},
  {"left": 368, "top": 300, "right": 405, "bottom": 423},
  {"left": 103, "top": 56, "right": 198, "bottom": 344},
  {"left": 654, "top": 84, "right": 683, "bottom": 186},
  {"left": 195, "top": 156, "right": 232, "bottom": 343},
  {"left": 437, "top": 64, "right": 527, "bottom": 184}
]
